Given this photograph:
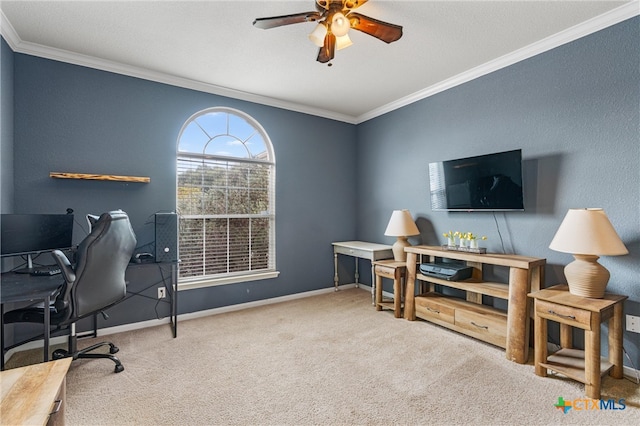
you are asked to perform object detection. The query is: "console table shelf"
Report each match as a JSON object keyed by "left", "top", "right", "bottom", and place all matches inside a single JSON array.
[
  {"left": 415, "top": 273, "right": 509, "bottom": 299},
  {"left": 404, "top": 245, "right": 545, "bottom": 364}
]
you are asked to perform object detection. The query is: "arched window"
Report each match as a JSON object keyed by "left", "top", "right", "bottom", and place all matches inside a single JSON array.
[{"left": 177, "top": 107, "right": 276, "bottom": 287}]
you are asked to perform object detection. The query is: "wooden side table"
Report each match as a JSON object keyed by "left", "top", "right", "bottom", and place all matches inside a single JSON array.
[
  {"left": 528, "top": 284, "right": 627, "bottom": 399},
  {"left": 373, "top": 260, "right": 407, "bottom": 318}
]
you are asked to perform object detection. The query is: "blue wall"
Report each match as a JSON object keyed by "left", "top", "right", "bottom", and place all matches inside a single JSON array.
[
  {"left": 358, "top": 17, "right": 639, "bottom": 367},
  {"left": 2, "top": 17, "right": 639, "bottom": 367},
  {"left": 5, "top": 50, "right": 358, "bottom": 319},
  {"left": 1, "top": 37, "right": 13, "bottom": 213}
]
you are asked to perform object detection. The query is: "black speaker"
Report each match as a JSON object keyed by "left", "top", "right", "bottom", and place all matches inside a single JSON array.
[{"left": 155, "top": 212, "right": 178, "bottom": 263}]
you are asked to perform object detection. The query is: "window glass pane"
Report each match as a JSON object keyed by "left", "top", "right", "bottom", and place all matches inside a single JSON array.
[
  {"left": 247, "top": 133, "right": 268, "bottom": 159},
  {"left": 204, "top": 218, "right": 229, "bottom": 275},
  {"left": 228, "top": 114, "right": 255, "bottom": 142},
  {"left": 196, "top": 112, "right": 227, "bottom": 138},
  {"left": 178, "top": 122, "right": 209, "bottom": 153},
  {"left": 204, "top": 135, "right": 250, "bottom": 158},
  {"left": 178, "top": 218, "right": 204, "bottom": 278}
]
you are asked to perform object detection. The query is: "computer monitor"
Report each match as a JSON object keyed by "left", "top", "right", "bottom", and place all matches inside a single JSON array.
[{"left": 1, "top": 214, "right": 74, "bottom": 272}]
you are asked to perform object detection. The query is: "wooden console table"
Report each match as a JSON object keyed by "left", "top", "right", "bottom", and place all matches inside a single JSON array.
[
  {"left": 529, "top": 285, "right": 626, "bottom": 399},
  {"left": 0, "top": 358, "right": 72, "bottom": 425},
  {"left": 404, "top": 245, "right": 545, "bottom": 364}
]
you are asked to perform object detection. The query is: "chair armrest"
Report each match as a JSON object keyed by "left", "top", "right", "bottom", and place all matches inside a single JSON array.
[{"left": 51, "top": 249, "right": 76, "bottom": 284}]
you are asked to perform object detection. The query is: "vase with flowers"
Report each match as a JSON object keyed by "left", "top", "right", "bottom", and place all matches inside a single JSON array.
[
  {"left": 442, "top": 230, "right": 456, "bottom": 247},
  {"left": 466, "top": 233, "right": 487, "bottom": 249}
]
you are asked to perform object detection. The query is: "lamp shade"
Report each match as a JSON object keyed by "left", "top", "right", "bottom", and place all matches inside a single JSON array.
[
  {"left": 549, "top": 208, "right": 628, "bottom": 256},
  {"left": 384, "top": 210, "right": 419, "bottom": 237},
  {"left": 549, "top": 208, "right": 627, "bottom": 298},
  {"left": 384, "top": 210, "right": 419, "bottom": 262}
]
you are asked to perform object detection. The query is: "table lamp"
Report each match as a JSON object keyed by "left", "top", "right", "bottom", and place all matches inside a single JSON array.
[
  {"left": 549, "top": 208, "right": 628, "bottom": 298},
  {"left": 384, "top": 209, "right": 420, "bottom": 262}
]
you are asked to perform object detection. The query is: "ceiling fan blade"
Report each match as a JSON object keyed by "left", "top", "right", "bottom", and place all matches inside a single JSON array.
[
  {"left": 348, "top": 12, "right": 403, "bottom": 43},
  {"left": 317, "top": 32, "right": 336, "bottom": 63},
  {"left": 253, "top": 11, "right": 322, "bottom": 29}
]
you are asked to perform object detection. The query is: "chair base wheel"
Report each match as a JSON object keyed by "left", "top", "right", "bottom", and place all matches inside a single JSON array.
[
  {"left": 115, "top": 364, "right": 124, "bottom": 373},
  {"left": 52, "top": 349, "right": 69, "bottom": 359}
]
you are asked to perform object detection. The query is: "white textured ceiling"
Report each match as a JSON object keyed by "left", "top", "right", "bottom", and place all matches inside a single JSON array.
[{"left": 1, "top": 1, "right": 637, "bottom": 123}]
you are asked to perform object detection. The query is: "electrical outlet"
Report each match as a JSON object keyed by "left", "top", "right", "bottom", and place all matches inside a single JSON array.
[
  {"left": 626, "top": 314, "right": 640, "bottom": 333},
  {"left": 157, "top": 287, "right": 166, "bottom": 299}
]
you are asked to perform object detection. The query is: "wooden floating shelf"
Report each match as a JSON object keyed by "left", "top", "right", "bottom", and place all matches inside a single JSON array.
[{"left": 50, "top": 172, "right": 150, "bottom": 183}]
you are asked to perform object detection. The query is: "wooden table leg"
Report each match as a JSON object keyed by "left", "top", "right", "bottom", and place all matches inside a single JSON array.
[
  {"left": 610, "top": 303, "right": 624, "bottom": 379},
  {"left": 534, "top": 305, "right": 547, "bottom": 377},
  {"left": 560, "top": 324, "right": 572, "bottom": 348},
  {"left": 375, "top": 271, "right": 383, "bottom": 311},
  {"left": 393, "top": 269, "right": 401, "bottom": 318},
  {"left": 404, "top": 253, "right": 417, "bottom": 321},
  {"left": 584, "top": 312, "right": 601, "bottom": 399}
]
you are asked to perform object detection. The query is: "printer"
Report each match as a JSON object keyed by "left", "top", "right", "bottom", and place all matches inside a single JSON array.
[{"left": 419, "top": 262, "right": 474, "bottom": 281}]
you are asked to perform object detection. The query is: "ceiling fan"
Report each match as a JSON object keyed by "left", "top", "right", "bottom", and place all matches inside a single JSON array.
[{"left": 253, "top": 0, "right": 403, "bottom": 64}]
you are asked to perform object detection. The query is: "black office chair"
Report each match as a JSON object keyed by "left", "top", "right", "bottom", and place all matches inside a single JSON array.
[{"left": 3, "top": 210, "right": 136, "bottom": 373}]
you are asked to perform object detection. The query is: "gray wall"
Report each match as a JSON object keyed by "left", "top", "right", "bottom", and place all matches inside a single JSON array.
[
  {"left": 357, "top": 17, "right": 639, "bottom": 368},
  {"left": 5, "top": 49, "right": 358, "bottom": 321},
  {"left": 1, "top": 37, "right": 13, "bottom": 213}
]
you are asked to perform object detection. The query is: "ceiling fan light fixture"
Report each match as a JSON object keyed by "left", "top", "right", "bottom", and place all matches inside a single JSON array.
[
  {"left": 331, "top": 12, "right": 350, "bottom": 37},
  {"left": 308, "top": 23, "right": 328, "bottom": 47},
  {"left": 335, "top": 33, "right": 353, "bottom": 50}
]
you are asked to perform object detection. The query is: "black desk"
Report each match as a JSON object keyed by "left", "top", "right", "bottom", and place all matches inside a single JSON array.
[
  {"left": 1, "top": 262, "right": 178, "bottom": 370},
  {"left": 0, "top": 272, "right": 63, "bottom": 370}
]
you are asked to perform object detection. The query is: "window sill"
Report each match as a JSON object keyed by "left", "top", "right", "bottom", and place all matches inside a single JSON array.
[{"left": 177, "top": 270, "right": 280, "bottom": 291}]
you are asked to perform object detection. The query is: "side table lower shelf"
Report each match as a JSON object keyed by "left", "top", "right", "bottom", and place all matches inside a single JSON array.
[{"left": 540, "top": 348, "right": 614, "bottom": 385}]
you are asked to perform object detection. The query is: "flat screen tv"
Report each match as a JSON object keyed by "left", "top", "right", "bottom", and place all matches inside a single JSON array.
[{"left": 429, "top": 149, "right": 524, "bottom": 211}]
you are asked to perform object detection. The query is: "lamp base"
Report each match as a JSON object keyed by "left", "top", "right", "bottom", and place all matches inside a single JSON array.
[
  {"left": 392, "top": 237, "right": 410, "bottom": 262},
  {"left": 564, "top": 254, "right": 610, "bottom": 298}
]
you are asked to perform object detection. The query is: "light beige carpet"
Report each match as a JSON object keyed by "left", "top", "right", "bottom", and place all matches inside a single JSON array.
[{"left": 7, "top": 288, "right": 640, "bottom": 425}]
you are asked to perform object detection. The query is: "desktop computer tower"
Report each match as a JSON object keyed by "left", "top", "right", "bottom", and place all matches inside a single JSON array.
[{"left": 155, "top": 212, "right": 178, "bottom": 263}]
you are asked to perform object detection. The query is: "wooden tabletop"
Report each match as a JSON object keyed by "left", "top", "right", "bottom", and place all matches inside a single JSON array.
[
  {"left": 1, "top": 358, "right": 72, "bottom": 425},
  {"left": 528, "top": 284, "right": 627, "bottom": 311}
]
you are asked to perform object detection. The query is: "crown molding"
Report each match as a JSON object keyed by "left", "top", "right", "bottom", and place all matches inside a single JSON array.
[
  {"left": 356, "top": 1, "right": 640, "bottom": 123},
  {"left": 2, "top": 3, "right": 638, "bottom": 126},
  {"left": 0, "top": 11, "right": 357, "bottom": 124}
]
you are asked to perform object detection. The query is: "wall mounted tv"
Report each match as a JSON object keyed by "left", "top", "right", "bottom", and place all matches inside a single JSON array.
[{"left": 429, "top": 149, "right": 524, "bottom": 211}]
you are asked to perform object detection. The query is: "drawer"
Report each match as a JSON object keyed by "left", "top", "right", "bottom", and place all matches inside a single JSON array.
[
  {"left": 455, "top": 308, "right": 507, "bottom": 348},
  {"left": 415, "top": 294, "right": 455, "bottom": 325},
  {"left": 334, "top": 246, "right": 372, "bottom": 259},
  {"left": 536, "top": 299, "right": 591, "bottom": 329},
  {"left": 374, "top": 264, "right": 401, "bottom": 280}
]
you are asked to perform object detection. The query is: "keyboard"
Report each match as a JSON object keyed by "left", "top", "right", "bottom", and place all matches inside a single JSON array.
[{"left": 30, "top": 265, "right": 62, "bottom": 276}]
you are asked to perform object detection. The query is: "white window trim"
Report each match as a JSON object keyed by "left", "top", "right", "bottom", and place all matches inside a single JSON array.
[
  {"left": 177, "top": 270, "right": 280, "bottom": 291},
  {"left": 176, "top": 107, "right": 277, "bottom": 289}
]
